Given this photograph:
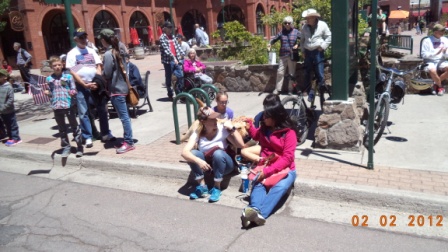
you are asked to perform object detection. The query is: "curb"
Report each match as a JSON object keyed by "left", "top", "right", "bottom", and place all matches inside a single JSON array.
[{"left": 2, "top": 147, "right": 447, "bottom": 214}]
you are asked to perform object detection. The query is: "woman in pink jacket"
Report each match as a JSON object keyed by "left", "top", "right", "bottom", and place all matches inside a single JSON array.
[
  {"left": 240, "top": 94, "right": 297, "bottom": 228},
  {"left": 183, "top": 48, "right": 213, "bottom": 84}
]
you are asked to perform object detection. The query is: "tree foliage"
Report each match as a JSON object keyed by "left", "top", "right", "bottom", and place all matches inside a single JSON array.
[{"left": 0, "top": 0, "right": 10, "bottom": 32}]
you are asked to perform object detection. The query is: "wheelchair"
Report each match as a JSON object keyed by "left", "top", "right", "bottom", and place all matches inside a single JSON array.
[{"left": 172, "top": 72, "right": 216, "bottom": 100}]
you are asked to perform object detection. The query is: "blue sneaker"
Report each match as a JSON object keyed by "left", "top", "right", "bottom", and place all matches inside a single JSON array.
[
  {"left": 189, "top": 185, "right": 209, "bottom": 199},
  {"left": 208, "top": 187, "right": 222, "bottom": 202}
]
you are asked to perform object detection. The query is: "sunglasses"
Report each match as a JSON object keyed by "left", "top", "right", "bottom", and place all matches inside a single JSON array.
[
  {"left": 283, "top": 22, "right": 291, "bottom": 25},
  {"left": 218, "top": 100, "right": 229, "bottom": 105}
]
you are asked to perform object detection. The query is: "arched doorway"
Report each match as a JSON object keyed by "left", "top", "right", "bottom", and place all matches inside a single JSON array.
[
  {"left": 256, "top": 4, "right": 265, "bottom": 36},
  {"left": 129, "top": 11, "right": 150, "bottom": 47},
  {"left": 41, "top": 11, "right": 78, "bottom": 58},
  {"left": 181, "top": 9, "right": 206, "bottom": 40},
  {"left": 217, "top": 4, "right": 246, "bottom": 25},
  {"left": 93, "top": 10, "right": 119, "bottom": 50},
  {"left": 0, "top": 17, "right": 26, "bottom": 66}
]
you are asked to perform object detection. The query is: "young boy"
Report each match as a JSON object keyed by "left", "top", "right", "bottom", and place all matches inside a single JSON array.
[
  {"left": 0, "top": 69, "right": 22, "bottom": 146},
  {"left": 45, "top": 56, "right": 83, "bottom": 157}
]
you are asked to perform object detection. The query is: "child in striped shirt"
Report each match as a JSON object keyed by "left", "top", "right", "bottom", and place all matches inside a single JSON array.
[{"left": 45, "top": 56, "right": 83, "bottom": 157}]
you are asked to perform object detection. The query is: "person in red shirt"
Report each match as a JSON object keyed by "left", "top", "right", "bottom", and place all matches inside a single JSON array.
[{"left": 1, "top": 60, "right": 12, "bottom": 74}]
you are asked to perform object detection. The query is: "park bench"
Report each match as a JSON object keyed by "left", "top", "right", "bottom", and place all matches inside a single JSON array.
[{"left": 387, "top": 35, "right": 413, "bottom": 54}]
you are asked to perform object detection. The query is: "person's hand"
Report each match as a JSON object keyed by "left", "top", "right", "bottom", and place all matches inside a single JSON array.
[
  {"left": 267, "top": 44, "right": 271, "bottom": 51},
  {"left": 197, "top": 159, "right": 211, "bottom": 172},
  {"left": 256, "top": 171, "right": 265, "bottom": 182},
  {"left": 174, "top": 59, "right": 179, "bottom": 65},
  {"left": 44, "top": 90, "right": 50, "bottom": 96}
]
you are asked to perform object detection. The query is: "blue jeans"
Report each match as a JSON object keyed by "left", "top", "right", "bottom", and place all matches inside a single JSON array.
[
  {"left": 304, "top": 49, "right": 325, "bottom": 90},
  {"left": 76, "top": 85, "right": 93, "bottom": 140},
  {"left": 250, "top": 170, "right": 296, "bottom": 219},
  {"left": 188, "top": 149, "right": 234, "bottom": 182},
  {"left": 164, "top": 60, "right": 184, "bottom": 97},
  {"left": 0, "top": 112, "right": 20, "bottom": 141},
  {"left": 111, "top": 95, "right": 133, "bottom": 145}
]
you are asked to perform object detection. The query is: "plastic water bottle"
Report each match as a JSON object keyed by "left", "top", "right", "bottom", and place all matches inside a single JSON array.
[
  {"left": 308, "top": 89, "right": 315, "bottom": 102},
  {"left": 240, "top": 165, "right": 250, "bottom": 194}
]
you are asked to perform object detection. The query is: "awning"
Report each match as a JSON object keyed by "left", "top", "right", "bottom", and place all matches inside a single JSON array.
[{"left": 411, "top": 10, "right": 427, "bottom": 17}]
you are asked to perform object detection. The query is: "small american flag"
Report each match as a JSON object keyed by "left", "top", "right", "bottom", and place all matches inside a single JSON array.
[{"left": 28, "top": 74, "right": 50, "bottom": 105}]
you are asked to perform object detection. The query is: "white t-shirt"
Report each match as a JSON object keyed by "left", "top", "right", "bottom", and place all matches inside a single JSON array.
[
  {"left": 421, "top": 36, "right": 448, "bottom": 64},
  {"left": 190, "top": 124, "right": 229, "bottom": 152},
  {"left": 66, "top": 46, "right": 102, "bottom": 82}
]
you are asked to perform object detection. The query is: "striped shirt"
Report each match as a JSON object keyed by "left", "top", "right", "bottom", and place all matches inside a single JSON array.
[{"left": 46, "top": 73, "right": 76, "bottom": 110}]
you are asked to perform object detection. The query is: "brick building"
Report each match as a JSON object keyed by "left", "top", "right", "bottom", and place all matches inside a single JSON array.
[{"left": 0, "top": 0, "right": 292, "bottom": 68}]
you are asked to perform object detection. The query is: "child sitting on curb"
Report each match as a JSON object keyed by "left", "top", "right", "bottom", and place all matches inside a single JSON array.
[
  {"left": 44, "top": 56, "right": 83, "bottom": 157},
  {"left": 0, "top": 69, "right": 22, "bottom": 146}
]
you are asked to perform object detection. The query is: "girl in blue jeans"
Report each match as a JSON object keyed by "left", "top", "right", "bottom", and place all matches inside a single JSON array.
[
  {"left": 98, "top": 28, "right": 135, "bottom": 154},
  {"left": 181, "top": 106, "right": 244, "bottom": 202}
]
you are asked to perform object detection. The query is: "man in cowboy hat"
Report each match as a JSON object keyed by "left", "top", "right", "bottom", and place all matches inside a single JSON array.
[{"left": 300, "top": 9, "right": 331, "bottom": 102}]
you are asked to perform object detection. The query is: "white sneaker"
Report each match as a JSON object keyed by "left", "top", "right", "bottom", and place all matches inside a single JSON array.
[
  {"left": 85, "top": 138, "right": 93, "bottom": 148},
  {"left": 101, "top": 133, "right": 116, "bottom": 142},
  {"left": 273, "top": 89, "right": 279, "bottom": 95}
]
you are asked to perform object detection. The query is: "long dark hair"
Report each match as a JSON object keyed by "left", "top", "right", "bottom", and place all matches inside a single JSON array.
[
  {"left": 261, "top": 94, "right": 297, "bottom": 133},
  {"left": 102, "top": 34, "right": 125, "bottom": 75}
]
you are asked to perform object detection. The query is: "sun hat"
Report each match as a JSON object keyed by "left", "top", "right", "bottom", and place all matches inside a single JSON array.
[
  {"left": 433, "top": 24, "right": 445, "bottom": 32},
  {"left": 302, "top": 9, "right": 321, "bottom": 18}
]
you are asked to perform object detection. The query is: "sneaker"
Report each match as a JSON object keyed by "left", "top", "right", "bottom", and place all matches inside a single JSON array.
[
  {"left": 189, "top": 185, "right": 209, "bottom": 199},
  {"left": 76, "top": 147, "right": 83, "bottom": 158},
  {"left": 5, "top": 139, "right": 22, "bottom": 147},
  {"left": 85, "top": 138, "right": 93, "bottom": 148},
  {"left": 168, "top": 96, "right": 174, "bottom": 102},
  {"left": 438, "top": 88, "right": 445, "bottom": 96},
  {"left": 272, "top": 89, "right": 279, "bottom": 95},
  {"left": 116, "top": 142, "right": 135, "bottom": 154},
  {"left": 101, "top": 133, "right": 116, "bottom": 142},
  {"left": 431, "top": 85, "right": 437, "bottom": 95},
  {"left": 244, "top": 207, "right": 266, "bottom": 226},
  {"left": 208, "top": 187, "right": 222, "bottom": 202},
  {"left": 61, "top": 146, "right": 71, "bottom": 157},
  {"left": 241, "top": 207, "right": 252, "bottom": 228}
]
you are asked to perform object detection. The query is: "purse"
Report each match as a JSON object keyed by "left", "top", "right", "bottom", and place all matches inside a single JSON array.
[
  {"left": 116, "top": 51, "right": 140, "bottom": 106},
  {"left": 203, "top": 146, "right": 223, "bottom": 164},
  {"left": 248, "top": 153, "right": 290, "bottom": 189}
]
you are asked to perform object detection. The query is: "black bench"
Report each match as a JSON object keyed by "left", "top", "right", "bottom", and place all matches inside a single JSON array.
[
  {"left": 130, "top": 70, "right": 153, "bottom": 118},
  {"left": 387, "top": 35, "right": 413, "bottom": 54}
]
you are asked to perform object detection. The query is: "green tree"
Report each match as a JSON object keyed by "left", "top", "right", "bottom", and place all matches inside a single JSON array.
[{"left": 0, "top": 0, "right": 10, "bottom": 32}]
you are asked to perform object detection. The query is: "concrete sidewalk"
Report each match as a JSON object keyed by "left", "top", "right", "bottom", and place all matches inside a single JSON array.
[{"left": 2, "top": 53, "right": 447, "bottom": 212}]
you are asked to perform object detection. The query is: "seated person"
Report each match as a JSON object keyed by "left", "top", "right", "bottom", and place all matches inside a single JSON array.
[
  {"left": 176, "top": 35, "right": 190, "bottom": 55},
  {"left": 181, "top": 106, "right": 244, "bottom": 202},
  {"left": 213, "top": 91, "right": 234, "bottom": 119},
  {"left": 125, "top": 55, "right": 146, "bottom": 97},
  {"left": 183, "top": 48, "right": 213, "bottom": 85},
  {"left": 421, "top": 24, "right": 447, "bottom": 96},
  {"left": 1, "top": 60, "right": 12, "bottom": 74}
]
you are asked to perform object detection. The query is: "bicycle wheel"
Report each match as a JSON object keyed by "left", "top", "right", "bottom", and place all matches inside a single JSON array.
[
  {"left": 363, "top": 96, "right": 390, "bottom": 146},
  {"left": 281, "top": 96, "right": 309, "bottom": 145}
]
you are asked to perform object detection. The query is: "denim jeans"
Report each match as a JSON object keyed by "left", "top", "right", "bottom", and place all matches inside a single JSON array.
[
  {"left": 188, "top": 149, "right": 234, "bottom": 182},
  {"left": 0, "top": 112, "right": 21, "bottom": 141},
  {"left": 249, "top": 170, "right": 296, "bottom": 219},
  {"left": 111, "top": 95, "right": 133, "bottom": 145},
  {"left": 304, "top": 49, "right": 325, "bottom": 90},
  {"left": 54, "top": 108, "right": 82, "bottom": 148},
  {"left": 164, "top": 60, "right": 184, "bottom": 97},
  {"left": 76, "top": 85, "right": 93, "bottom": 140}
]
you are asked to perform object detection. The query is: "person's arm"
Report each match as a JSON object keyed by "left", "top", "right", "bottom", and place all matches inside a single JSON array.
[
  {"left": 102, "top": 52, "right": 114, "bottom": 81},
  {"left": 246, "top": 119, "right": 261, "bottom": 141},
  {"left": 196, "top": 60, "right": 206, "bottom": 71},
  {"left": 223, "top": 120, "right": 244, "bottom": 148},
  {"left": 263, "top": 129, "right": 297, "bottom": 177},
  {"left": 421, "top": 38, "right": 440, "bottom": 59},
  {"left": 23, "top": 50, "right": 32, "bottom": 66},
  {"left": 181, "top": 133, "right": 211, "bottom": 171},
  {"left": 320, "top": 22, "right": 332, "bottom": 51},
  {"left": 3, "top": 88, "right": 15, "bottom": 112},
  {"left": 7, "top": 66, "right": 12, "bottom": 73},
  {"left": 183, "top": 60, "right": 195, "bottom": 73}
]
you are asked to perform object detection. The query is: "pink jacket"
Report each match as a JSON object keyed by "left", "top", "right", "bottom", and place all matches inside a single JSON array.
[
  {"left": 183, "top": 59, "right": 206, "bottom": 74},
  {"left": 247, "top": 121, "right": 297, "bottom": 177}
]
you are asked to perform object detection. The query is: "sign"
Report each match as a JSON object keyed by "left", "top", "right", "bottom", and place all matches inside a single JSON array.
[
  {"left": 44, "top": 0, "right": 81, "bottom": 4},
  {"left": 9, "top": 11, "right": 24, "bottom": 32}
]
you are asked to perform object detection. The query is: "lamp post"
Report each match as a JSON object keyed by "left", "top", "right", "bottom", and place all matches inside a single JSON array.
[
  {"left": 221, "top": 0, "right": 225, "bottom": 24},
  {"left": 169, "top": 0, "right": 174, "bottom": 25}
]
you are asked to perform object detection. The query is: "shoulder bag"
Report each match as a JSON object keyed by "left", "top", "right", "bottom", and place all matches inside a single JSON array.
[{"left": 248, "top": 153, "right": 290, "bottom": 189}]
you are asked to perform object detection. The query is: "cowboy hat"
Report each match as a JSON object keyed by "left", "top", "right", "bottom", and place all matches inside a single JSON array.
[{"left": 302, "top": 9, "right": 320, "bottom": 18}]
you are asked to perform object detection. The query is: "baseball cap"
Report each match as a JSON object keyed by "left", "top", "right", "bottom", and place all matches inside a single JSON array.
[
  {"left": 60, "top": 54, "right": 67, "bottom": 61},
  {"left": 164, "top": 21, "right": 173, "bottom": 28},
  {"left": 97, "top": 28, "right": 115, "bottom": 39},
  {"left": 433, "top": 24, "right": 445, "bottom": 32},
  {"left": 73, "top": 28, "right": 87, "bottom": 37},
  {"left": 0, "top": 69, "right": 9, "bottom": 77}
]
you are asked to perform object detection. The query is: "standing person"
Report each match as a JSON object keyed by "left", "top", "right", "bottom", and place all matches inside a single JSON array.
[
  {"left": 181, "top": 106, "right": 244, "bottom": 202},
  {"left": 0, "top": 69, "right": 22, "bottom": 146},
  {"left": 176, "top": 35, "right": 191, "bottom": 55},
  {"left": 420, "top": 24, "right": 447, "bottom": 96},
  {"left": 13, "top": 42, "right": 32, "bottom": 93},
  {"left": 368, "top": 7, "right": 387, "bottom": 35},
  {"left": 267, "top": 16, "right": 301, "bottom": 95},
  {"left": 240, "top": 94, "right": 297, "bottom": 227},
  {"left": 415, "top": 21, "right": 421, "bottom": 35},
  {"left": 44, "top": 56, "right": 83, "bottom": 157},
  {"left": 301, "top": 9, "right": 331, "bottom": 101},
  {"left": 159, "top": 21, "right": 185, "bottom": 101},
  {"left": 213, "top": 91, "right": 234, "bottom": 119},
  {"left": 66, "top": 28, "right": 115, "bottom": 148},
  {"left": 98, "top": 28, "right": 136, "bottom": 154}
]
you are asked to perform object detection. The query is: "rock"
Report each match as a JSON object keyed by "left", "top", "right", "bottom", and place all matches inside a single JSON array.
[
  {"left": 315, "top": 127, "right": 328, "bottom": 147},
  {"left": 317, "top": 113, "right": 341, "bottom": 129},
  {"left": 327, "top": 120, "right": 360, "bottom": 146}
]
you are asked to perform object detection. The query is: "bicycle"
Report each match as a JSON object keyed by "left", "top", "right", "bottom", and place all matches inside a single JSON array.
[
  {"left": 362, "top": 55, "right": 420, "bottom": 147},
  {"left": 281, "top": 74, "right": 315, "bottom": 146}
]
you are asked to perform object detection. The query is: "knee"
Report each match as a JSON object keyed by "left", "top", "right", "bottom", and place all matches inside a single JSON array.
[{"left": 212, "top": 149, "right": 228, "bottom": 162}]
